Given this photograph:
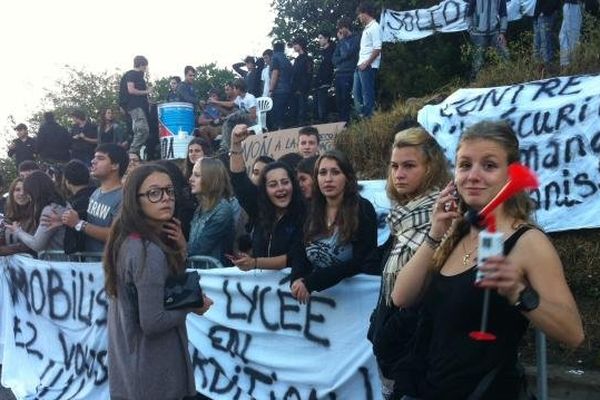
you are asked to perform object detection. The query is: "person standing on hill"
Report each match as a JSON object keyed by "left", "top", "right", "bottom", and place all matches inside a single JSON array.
[
  {"left": 333, "top": 18, "right": 360, "bottom": 123},
  {"left": 120, "top": 55, "right": 151, "bottom": 155},
  {"left": 533, "top": 0, "right": 560, "bottom": 71},
  {"left": 7, "top": 123, "right": 36, "bottom": 168},
  {"left": 559, "top": 0, "right": 584, "bottom": 68},
  {"left": 466, "top": 0, "right": 509, "bottom": 79},
  {"left": 69, "top": 109, "right": 98, "bottom": 165},
  {"left": 36, "top": 112, "right": 71, "bottom": 163},
  {"left": 177, "top": 66, "right": 201, "bottom": 118},
  {"left": 269, "top": 42, "right": 293, "bottom": 130},
  {"left": 354, "top": 2, "right": 382, "bottom": 119},
  {"left": 314, "top": 31, "right": 335, "bottom": 123},
  {"left": 291, "top": 37, "right": 313, "bottom": 127}
]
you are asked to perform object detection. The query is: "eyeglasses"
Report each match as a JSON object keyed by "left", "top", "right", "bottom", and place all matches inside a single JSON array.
[{"left": 137, "top": 186, "right": 176, "bottom": 203}]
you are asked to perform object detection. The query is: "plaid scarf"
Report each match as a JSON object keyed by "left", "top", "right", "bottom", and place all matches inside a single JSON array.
[{"left": 382, "top": 190, "right": 439, "bottom": 306}]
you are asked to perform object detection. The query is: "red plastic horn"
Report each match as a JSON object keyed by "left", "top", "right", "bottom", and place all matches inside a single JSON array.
[
  {"left": 469, "top": 163, "right": 539, "bottom": 343},
  {"left": 479, "top": 163, "right": 539, "bottom": 223}
]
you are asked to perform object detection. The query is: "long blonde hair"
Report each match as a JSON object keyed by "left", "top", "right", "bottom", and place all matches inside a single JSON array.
[
  {"left": 196, "top": 158, "right": 233, "bottom": 212},
  {"left": 432, "top": 120, "right": 534, "bottom": 270},
  {"left": 386, "top": 126, "right": 451, "bottom": 204}
]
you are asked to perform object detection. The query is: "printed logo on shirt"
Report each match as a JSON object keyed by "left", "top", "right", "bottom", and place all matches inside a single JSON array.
[{"left": 87, "top": 199, "right": 112, "bottom": 220}]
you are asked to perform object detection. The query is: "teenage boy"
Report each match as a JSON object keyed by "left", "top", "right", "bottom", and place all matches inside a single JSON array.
[
  {"left": 297, "top": 126, "right": 320, "bottom": 158},
  {"left": 210, "top": 78, "right": 257, "bottom": 152},
  {"left": 61, "top": 144, "right": 128, "bottom": 253},
  {"left": 8, "top": 123, "right": 37, "bottom": 168},
  {"left": 70, "top": 109, "right": 98, "bottom": 165},
  {"left": 121, "top": 55, "right": 151, "bottom": 155},
  {"left": 354, "top": 2, "right": 382, "bottom": 118}
]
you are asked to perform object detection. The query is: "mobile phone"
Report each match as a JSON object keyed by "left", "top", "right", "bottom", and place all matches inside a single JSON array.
[{"left": 444, "top": 183, "right": 459, "bottom": 212}]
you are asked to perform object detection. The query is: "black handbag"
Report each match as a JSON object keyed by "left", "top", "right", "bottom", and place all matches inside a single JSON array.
[{"left": 164, "top": 271, "right": 204, "bottom": 310}]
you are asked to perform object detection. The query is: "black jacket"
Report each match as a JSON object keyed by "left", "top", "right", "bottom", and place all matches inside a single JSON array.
[
  {"left": 230, "top": 171, "right": 304, "bottom": 259},
  {"left": 290, "top": 196, "right": 378, "bottom": 293},
  {"left": 8, "top": 137, "right": 36, "bottom": 167},
  {"left": 314, "top": 44, "right": 335, "bottom": 88},
  {"left": 37, "top": 121, "right": 71, "bottom": 162}
]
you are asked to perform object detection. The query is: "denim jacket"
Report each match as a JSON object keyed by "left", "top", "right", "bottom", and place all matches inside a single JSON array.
[
  {"left": 332, "top": 33, "right": 360, "bottom": 75},
  {"left": 187, "top": 198, "right": 234, "bottom": 265}
]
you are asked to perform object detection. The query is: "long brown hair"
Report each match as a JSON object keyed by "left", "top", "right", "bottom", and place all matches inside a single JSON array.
[
  {"left": 183, "top": 137, "right": 212, "bottom": 180},
  {"left": 305, "top": 150, "right": 359, "bottom": 244},
  {"left": 195, "top": 157, "right": 233, "bottom": 211},
  {"left": 432, "top": 120, "right": 534, "bottom": 269},
  {"left": 103, "top": 164, "right": 185, "bottom": 297},
  {"left": 4, "top": 177, "right": 34, "bottom": 232},
  {"left": 23, "top": 171, "right": 66, "bottom": 225},
  {"left": 387, "top": 126, "right": 451, "bottom": 204}
]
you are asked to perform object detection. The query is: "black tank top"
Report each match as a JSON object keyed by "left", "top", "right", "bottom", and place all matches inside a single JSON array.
[{"left": 420, "top": 226, "right": 533, "bottom": 400}]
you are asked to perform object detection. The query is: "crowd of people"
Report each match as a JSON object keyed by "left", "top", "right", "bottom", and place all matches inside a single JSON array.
[
  {"left": 0, "top": 2, "right": 591, "bottom": 399},
  {"left": 0, "top": 115, "right": 585, "bottom": 399}
]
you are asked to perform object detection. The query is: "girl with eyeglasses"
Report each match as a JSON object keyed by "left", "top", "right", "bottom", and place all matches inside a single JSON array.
[
  {"left": 104, "top": 164, "right": 212, "bottom": 400},
  {"left": 188, "top": 157, "right": 235, "bottom": 267}
]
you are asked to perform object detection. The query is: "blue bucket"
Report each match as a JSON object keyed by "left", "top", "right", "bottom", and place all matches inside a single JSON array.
[{"left": 158, "top": 102, "right": 194, "bottom": 138}]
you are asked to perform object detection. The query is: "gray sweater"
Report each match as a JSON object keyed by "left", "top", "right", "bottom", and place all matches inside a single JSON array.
[
  {"left": 15, "top": 203, "right": 67, "bottom": 254},
  {"left": 107, "top": 236, "right": 195, "bottom": 400}
]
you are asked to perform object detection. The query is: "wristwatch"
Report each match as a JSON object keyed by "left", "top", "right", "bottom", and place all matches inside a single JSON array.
[
  {"left": 513, "top": 285, "right": 540, "bottom": 312},
  {"left": 75, "top": 220, "right": 88, "bottom": 232}
]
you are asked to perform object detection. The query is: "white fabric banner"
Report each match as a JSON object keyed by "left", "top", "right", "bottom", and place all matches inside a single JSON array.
[
  {"left": 1, "top": 256, "right": 383, "bottom": 400},
  {"left": 380, "top": 0, "right": 536, "bottom": 42},
  {"left": 359, "top": 179, "right": 391, "bottom": 246},
  {"left": 0, "top": 256, "right": 110, "bottom": 399},
  {"left": 417, "top": 74, "right": 600, "bottom": 232},
  {"left": 189, "top": 268, "right": 382, "bottom": 399}
]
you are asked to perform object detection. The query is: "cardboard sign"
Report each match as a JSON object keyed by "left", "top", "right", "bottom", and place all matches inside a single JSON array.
[{"left": 241, "top": 122, "right": 346, "bottom": 169}]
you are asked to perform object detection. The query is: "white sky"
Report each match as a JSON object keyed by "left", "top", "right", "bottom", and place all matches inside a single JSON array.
[{"left": 0, "top": 0, "right": 275, "bottom": 152}]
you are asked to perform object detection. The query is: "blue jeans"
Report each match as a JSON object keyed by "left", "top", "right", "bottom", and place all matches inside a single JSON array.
[
  {"left": 270, "top": 92, "right": 290, "bottom": 130},
  {"left": 353, "top": 66, "right": 377, "bottom": 118},
  {"left": 470, "top": 33, "right": 509, "bottom": 78},
  {"left": 559, "top": 3, "right": 582, "bottom": 67},
  {"left": 533, "top": 12, "right": 556, "bottom": 65},
  {"left": 335, "top": 73, "right": 353, "bottom": 123}
]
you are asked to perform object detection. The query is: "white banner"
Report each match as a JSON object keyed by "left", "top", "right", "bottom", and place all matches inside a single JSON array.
[
  {"left": 417, "top": 74, "right": 600, "bottom": 232},
  {"left": 189, "top": 268, "right": 382, "bottom": 400},
  {"left": 359, "top": 180, "right": 391, "bottom": 246},
  {"left": 1, "top": 256, "right": 109, "bottom": 399},
  {"left": 1, "top": 256, "right": 383, "bottom": 400},
  {"left": 381, "top": 0, "right": 536, "bottom": 42}
]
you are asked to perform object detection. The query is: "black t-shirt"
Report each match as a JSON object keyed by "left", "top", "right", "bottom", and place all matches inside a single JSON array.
[
  {"left": 292, "top": 53, "right": 313, "bottom": 94},
  {"left": 7, "top": 137, "right": 36, "bottom": 167},
  {"left": 123, "top": 69, "right": 148, "bottom": 112},
  {"left": 70, "top": 121, "right": 98, "bottom": 164}
]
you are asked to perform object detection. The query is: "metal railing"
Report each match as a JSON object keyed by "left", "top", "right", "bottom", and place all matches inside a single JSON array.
[
  {"left": 38, "top": 250, "right": 104, "bottom": 262},
  {"left": 187, "top": 255, "right": 224, "bottom": 270}
]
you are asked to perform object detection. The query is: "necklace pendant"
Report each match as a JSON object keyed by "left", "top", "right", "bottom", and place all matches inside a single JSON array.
[{"left": 463, "top": 253, "right": 470, "bottom": 266}]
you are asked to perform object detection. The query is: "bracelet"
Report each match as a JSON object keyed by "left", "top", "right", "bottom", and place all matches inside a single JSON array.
[
  {"left": 229, "top": 149, "right": 242, "bottom": 155},
  {"left": 424, "top": 233, "right": 442, "bottom": 249}
]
